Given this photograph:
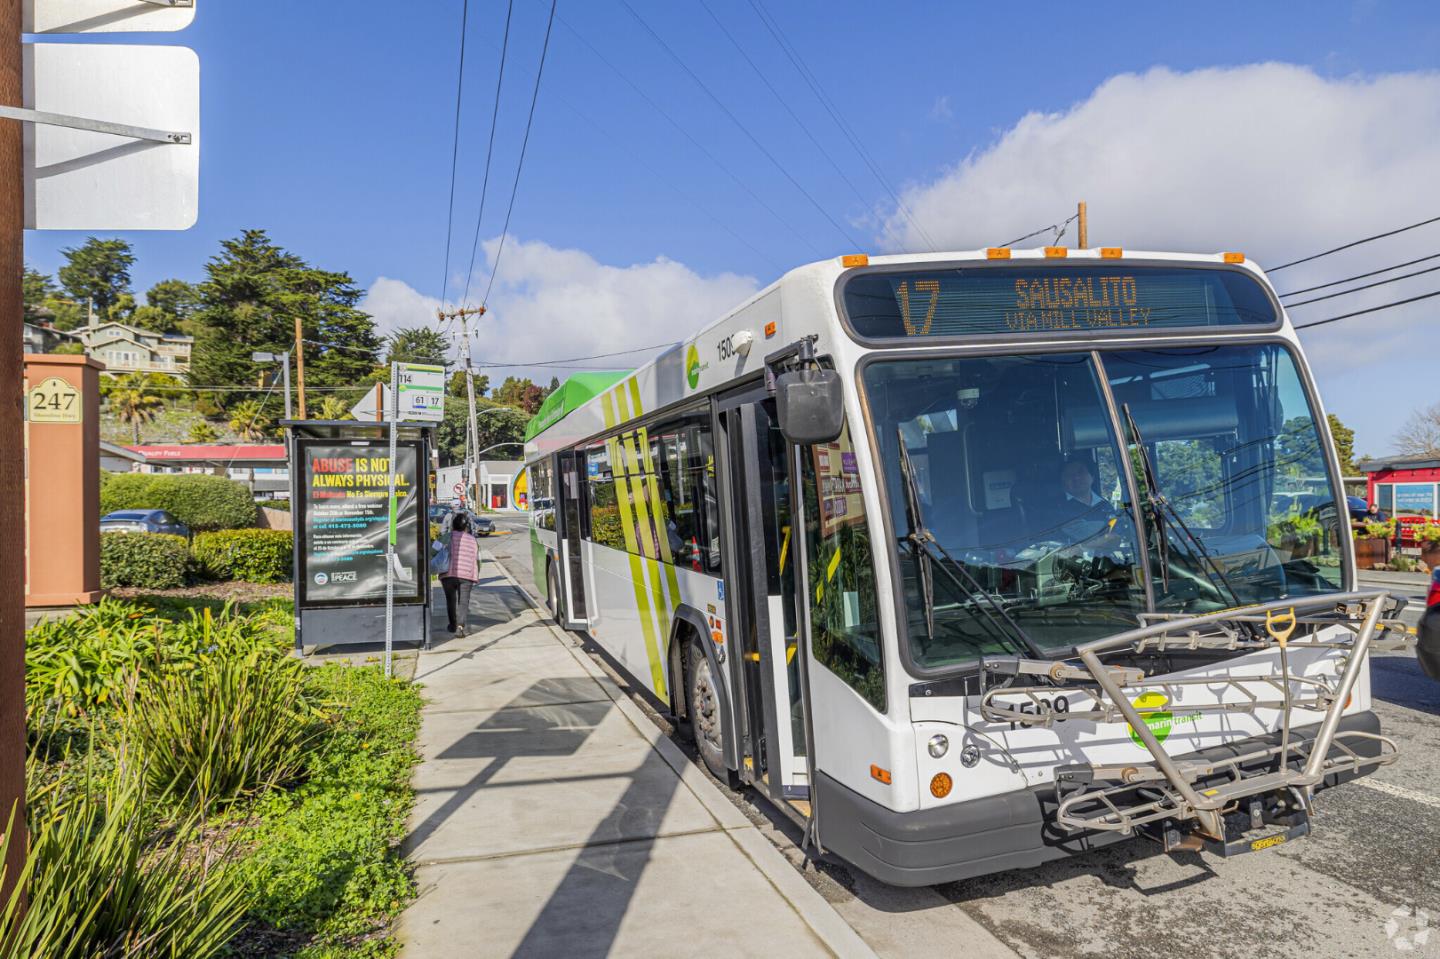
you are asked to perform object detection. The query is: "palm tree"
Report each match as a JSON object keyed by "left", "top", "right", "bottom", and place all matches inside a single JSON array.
[
  {"left": 316, "top": 396, "right": 352, "bottom": 421},
  {"left": 187, "top": 419, "right": 220, "bottom": 443},
  {"left": 108, "top": 373, "right": 165, "bottom": 444},
  {"left": 228, "top": 399, "right": 273, "bottom": 441}
]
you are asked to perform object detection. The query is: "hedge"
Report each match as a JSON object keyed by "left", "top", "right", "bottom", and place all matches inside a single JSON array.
[
  {"left": 192, "top": 529, "right": 293, "bottom": 583},
  {"left": 100, "top": 532, "right": 192, "bottom": 589},
  {"left": 101, "top": 473, "right": 257, "bottom": 532}
]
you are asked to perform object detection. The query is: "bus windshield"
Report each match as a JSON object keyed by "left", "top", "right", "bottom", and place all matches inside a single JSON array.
[{"left": 861, "top": 343, "right": 1347, "bottom": 671}]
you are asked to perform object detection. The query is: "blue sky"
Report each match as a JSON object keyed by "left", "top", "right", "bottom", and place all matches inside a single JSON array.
[{"left": 22, "top": 0, "right": 1440, "bottom": 456}]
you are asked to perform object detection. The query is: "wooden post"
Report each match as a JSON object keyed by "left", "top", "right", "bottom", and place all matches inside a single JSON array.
[
  {"left": 1077, "top": 201, "right": 1088, "bottom": 249},
  {"left": 0, "top": 0, "right": 27, "bottom": 900},
  {"left": 293, "top": 315, "right": 307, "bottom": 420}
]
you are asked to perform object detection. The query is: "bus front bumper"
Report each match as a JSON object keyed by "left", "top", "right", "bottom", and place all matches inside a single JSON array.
[{"left": 814, "top": 709, "right": 1382, "bottom": 888}]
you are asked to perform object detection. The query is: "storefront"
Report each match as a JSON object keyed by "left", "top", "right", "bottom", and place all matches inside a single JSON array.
[{"left": 1363, "top": 454, "right": 1440, "bottom": 546}]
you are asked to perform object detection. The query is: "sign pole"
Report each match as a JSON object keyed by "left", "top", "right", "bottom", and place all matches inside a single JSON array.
[
  {"left": 0, "top": 0, "right": 25, "bottom": 899},
  {"left": 385, "top": 362, "right": 397, "bottom": 678}
]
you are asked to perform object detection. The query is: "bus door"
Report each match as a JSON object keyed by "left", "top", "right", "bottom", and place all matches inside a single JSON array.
[
  {"left": 557, "top": 449, "right": 588, "bottom": 629},
  {"left": 717, "top": 387, "right": 811, "bottom": 808}
]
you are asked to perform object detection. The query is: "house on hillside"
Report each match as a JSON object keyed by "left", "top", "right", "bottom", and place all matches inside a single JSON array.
[
  {"left": 80, "top": 320, "right": 192, "bottom": 378},
  {"left": 22, "top": 321, "right": 80, "bottom": 354}
]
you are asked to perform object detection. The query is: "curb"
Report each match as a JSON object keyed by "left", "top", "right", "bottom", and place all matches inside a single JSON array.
[{"left": 484, "top": 551, "right": 879, "bottom": 959}]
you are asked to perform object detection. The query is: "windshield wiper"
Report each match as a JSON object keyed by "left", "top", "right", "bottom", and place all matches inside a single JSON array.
[
  {"left": 896, "top": 431, "right": 1046, "bottom": 659},
  {"left": 1121, "top": 403, "right": 1244, "bottom": 607}
]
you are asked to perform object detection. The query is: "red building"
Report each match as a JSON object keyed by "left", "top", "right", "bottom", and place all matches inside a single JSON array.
[{"left": 1363, "top": 454, "right": 1440, "bottom": 546}]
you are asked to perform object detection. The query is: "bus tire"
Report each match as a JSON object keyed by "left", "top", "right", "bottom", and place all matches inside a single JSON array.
[
  {"left": 687, "top": 641, "right": 727, "bottom": 780},
  {"left": 546, "top": 560, "right": 562, "bottom": 621}
]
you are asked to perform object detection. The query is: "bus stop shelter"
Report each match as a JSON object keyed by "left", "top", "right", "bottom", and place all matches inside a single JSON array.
[{"left": 285, "top": 420, "right": 435, "bottom": 654}]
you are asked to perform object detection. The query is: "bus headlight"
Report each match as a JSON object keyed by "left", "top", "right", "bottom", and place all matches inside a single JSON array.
[{"left": 927, "top": 734, "right": 949, "bottom": 759}]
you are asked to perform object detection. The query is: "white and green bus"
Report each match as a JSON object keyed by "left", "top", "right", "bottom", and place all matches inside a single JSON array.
[{"left": 524, "top": 247, "right": 1416, "bottom": 885}]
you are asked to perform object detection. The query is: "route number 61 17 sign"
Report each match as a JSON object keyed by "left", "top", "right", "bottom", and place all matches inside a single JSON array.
[{"left": 395, "top": 363, "right": 445, "bottom": 423}]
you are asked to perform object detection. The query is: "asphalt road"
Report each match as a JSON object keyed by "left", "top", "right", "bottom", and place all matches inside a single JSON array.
[{"left": 485, "top": 515, "right": 1440, "bottom": 959}]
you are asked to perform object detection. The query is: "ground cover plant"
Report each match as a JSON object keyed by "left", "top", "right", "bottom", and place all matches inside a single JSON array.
[{"left": 10, "top": 598, "right": 422, "bottom": 959}]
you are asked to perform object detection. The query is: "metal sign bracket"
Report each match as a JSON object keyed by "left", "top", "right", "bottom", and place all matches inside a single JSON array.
[{"left": 0, "top": 103, "right": 190, "bottom": 143}]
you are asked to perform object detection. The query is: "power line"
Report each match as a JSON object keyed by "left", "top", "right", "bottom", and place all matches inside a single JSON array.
[
  {"left": 1277, "top": 252, "right": 1440, "bottom": 297},
  {"left": 479, "top": 0, "right": 557, "bottom": 309},
  {"left": 464, "top": 340, "right": 676, "bottom": 367},
  {"left": 1282, "top": 262, "right": 1440, "bottom": 308},
  {"left": 553, "top": 10, "right": 821, "bottom": 259},
  {"left": 1269, "top": 214, "right": 1440, "bottom": 272},
  {"left": 617, "top": 0, "right": 864, "bottom": 251},
  {"left": 1293, "top": 289, "right": 1440, "bottom": 330},
  {"left": 459, "top": 0, "right": 516, "bottom": 307},
  {"left": 694, "top": 0, "right": 880, "bottom": 246},
  {"left": 439, "top": 0, "right": 472, "bottom": 306},
  {"left": 745, "top": 0, "right": 939, "bottom": 253}
]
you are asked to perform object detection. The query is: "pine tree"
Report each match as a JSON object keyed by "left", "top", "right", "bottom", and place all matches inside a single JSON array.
[
  {"left": 189, "top": 230, "right": 381, "bottom": 408},
  {"left": 57, "top": 237, "right": 135, "bottom": 319}
]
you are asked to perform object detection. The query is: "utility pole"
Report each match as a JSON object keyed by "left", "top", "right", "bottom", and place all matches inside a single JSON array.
[
  {"left": 1077, "top": 200, "right": 1088, "bottom": 249},
  {"left": 293, "top": 315, "right": 307, "bottom": 420},
  {"left": 437, "top": 305, "right": 485, "bottom": 508},
  {"left": 0, "top": 0, "right": 26, "bottom": 900}
]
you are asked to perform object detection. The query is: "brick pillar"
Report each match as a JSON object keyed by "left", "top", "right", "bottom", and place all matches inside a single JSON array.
[{"left": 23, "top": 354, "right": 104, "bottom": 607}]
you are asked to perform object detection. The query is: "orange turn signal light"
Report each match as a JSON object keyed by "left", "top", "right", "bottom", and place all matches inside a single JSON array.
[
  {"left": 763, "top": 320, "right": 777, "bottom": 338},
  {"left": 1223, "top": 251, "right": 1246, "bottom": 264},
  {"left": 1100, "top": 247, "right": 1123, "bottom": 259},
  {"left": 870, "top": 764, "right": 892, "bottom": 785},
  {"left": 986, "top": 247, "right": 1011, "bottom": 260},
  {"left": 1044, "top": 246, "right": 1068, "bottom": 258},
  {"left": 930, "top": 772, "right": 953, "bottom": 798},
  {"left": 841, "top": 253, "right": 869, "bottom": 268}
]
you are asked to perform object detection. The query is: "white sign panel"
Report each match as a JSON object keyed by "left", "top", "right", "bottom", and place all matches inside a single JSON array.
[
  {"left": 25, "top": 0, "right": 196, "bottom": 34},
  {"left": 396, "top": 364, "right": 445, "bottom": 423},
  {"left": 25, "top": 43, "right": 199, "bottom": 230}
]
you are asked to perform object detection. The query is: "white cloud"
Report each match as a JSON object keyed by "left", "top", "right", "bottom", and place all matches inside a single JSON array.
[
  {"left": 359, "top": 276, "right": 445, "bottom": 346},
  {"left": 881, "top": 63, "right": 1440, "bottom": 455},
  {"left": 363, "top": 239, "right": 759, "bottom": 386}
]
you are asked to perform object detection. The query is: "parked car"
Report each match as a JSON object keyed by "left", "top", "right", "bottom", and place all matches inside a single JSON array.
[
  {"left": 100, "top": 509, "right": 191, "bottom": 539},
  {"left": 1418, "top": 565, "right": 1440, "bottom": 681},
  {"left": 1346, "top": 496, "right": 1370, "bottom": 522},
  {"left": 473, "top": 516, "right": 494, "bottom": 537},
  {"left": 428, "top": 505, "right": 493, "bottom": 536},
  {"left": 427, "top": 503, "right": 451, "bottom": 523}
]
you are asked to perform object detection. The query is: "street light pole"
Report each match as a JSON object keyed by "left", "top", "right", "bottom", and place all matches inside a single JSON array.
[{"left": 251, "top": 351, "right": 293, "bottom": 420}]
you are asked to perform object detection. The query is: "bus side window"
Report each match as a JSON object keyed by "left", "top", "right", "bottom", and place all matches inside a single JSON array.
[
  {"left": 801, "top": 423, "right": 885, "bottom": 712},
  {"left": 586, "top": 442, "right": 625, "bottom": 551},
  {"left": 695, "top": 424, "right": 722, "bottom": 574}
]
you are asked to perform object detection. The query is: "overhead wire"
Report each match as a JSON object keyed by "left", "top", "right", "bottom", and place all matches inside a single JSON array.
[
  {"left": 459, "top": 0, "right": 517, "bottom": 307},
  {"left": 616, "top": 0, "right": 865, "bottom": 251},
  {"left": 745, "top": 0, "right": 939, "bottom": 253},
  {"left": 1281, "top": 262, "right": 1440, "bottom": 308},
  {"left": 694, "top": 0, "right": 882, "bottom": 246},
  {"left": 1277, "top": 252, "right": 1440, "bottom": 298},
  {"left": 438, "top": 0, "right": 472, "bottom": 307},
  {"left": 1000, "top": 213, "right": 1079, "bottom": 248},
  {"left": 1293, "top": 289, "right": 1440, "bottom": 330},
  {"left": 552, "top": 8, "right": 821, "bottom": 257},
  {"left": 1268, "top": 214, "right": 1440, "bottom": 272},
  {"left": 479, "top": 0, "right": 558, "bottom": 309}
]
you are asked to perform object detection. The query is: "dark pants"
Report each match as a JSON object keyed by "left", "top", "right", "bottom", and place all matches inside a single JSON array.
[{"left": 441, "top": 576, "right": 474, "bottom": 631}]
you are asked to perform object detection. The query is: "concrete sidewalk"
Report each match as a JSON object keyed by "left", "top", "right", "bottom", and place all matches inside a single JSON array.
[{"left": 398, "top": 556, "right": 875, "bottom": 959}]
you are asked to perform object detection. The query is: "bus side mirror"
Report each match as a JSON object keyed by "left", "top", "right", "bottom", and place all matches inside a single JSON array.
[{"left": 775, "top": 368, "right": 844, "bottom": 445}]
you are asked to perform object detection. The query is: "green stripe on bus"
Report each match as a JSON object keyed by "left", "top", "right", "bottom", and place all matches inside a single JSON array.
[
  {"left": 609, "top": 437, "right": 641, "bottom": 556},
  {"left": 601, "top": 391, "right": 617, "bottom": 429},
  {"left": 628, "top": 552, "right": 667, "bottom": 705}
]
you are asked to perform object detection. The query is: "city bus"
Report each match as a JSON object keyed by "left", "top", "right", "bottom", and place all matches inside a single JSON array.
[{"left": 524, "top": 247, "right": 1422, "bottom": 886}]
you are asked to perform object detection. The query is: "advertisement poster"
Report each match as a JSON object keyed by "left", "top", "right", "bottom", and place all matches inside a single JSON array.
[
  {"left": 813, "top": 440, "right": 866, "bottom": 539},
  {"left": 300, "top": 442, "right": 423, "bottom": 606}
]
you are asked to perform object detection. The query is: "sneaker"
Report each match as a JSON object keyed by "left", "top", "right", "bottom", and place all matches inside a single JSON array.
[{"left": 456, "top": 625, "right": 467, "bottom": 637}]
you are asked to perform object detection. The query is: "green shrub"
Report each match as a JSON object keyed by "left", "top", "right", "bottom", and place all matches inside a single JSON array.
[
  {"left": 130, "top": 652, "right": 314, "bottom": 812},
  {"left": 262, "top": 499, "right": 291, "bottom": 511},
  {"left": 102, "top": 472, "right": 258, "bottom": 531},
  {"left": 100, "top": 532, "right": 191, "bottom": 589},
  {"left": 0, "top": 747, "right": 250, "bottom": 959},
  {"left": 192, "top": 529, "right": 293, "bottom": 583},
  {"left": 26, "top": 600, "right": 289, "bottom": 719}
]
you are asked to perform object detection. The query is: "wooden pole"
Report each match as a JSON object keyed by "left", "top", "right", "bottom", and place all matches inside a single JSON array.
[
  {"left": 1077, "top": 200, "right": 1088, "bottom": 249},
  {"left": 0, "top": 0, "right": 28, "bottom": 902},
  {"left": 292, "top": 315, "right": 307, "bottom": 420}
]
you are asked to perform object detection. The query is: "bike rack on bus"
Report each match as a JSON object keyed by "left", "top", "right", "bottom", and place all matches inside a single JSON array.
[{"left": 977, "top": 591, "right": 1414, "bottom": 845}]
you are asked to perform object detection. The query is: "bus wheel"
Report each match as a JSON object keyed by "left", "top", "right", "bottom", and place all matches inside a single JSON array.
[
  {"left": 687, "top": 643, "right": 727, "bottom": 780},
  {"left": 546, "top": 561, "right": 562, "bottom": 621}
]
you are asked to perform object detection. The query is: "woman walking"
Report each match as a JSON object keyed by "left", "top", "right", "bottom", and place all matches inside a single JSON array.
[{"left": 440, "top": 512, "right": 481, "bottom": 635}]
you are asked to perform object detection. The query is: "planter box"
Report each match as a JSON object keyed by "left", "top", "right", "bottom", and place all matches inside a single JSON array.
[{"left": 1354, "top": 537, "right": 1390, "bottom": 569}]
